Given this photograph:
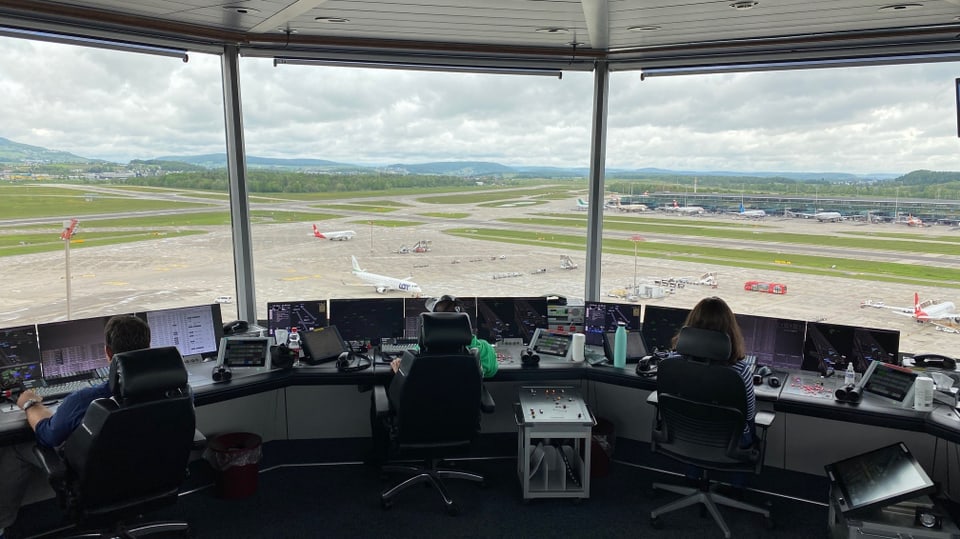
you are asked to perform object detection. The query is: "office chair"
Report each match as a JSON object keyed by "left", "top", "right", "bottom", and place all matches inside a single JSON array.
[
  {"left": 33, "top": 346, "right": 197, "bottom": 538},
  {"left": 648, "top": 326, "right": 774, "bottom": 539},
  {"left": 374, "top": 311, "right": 495, "bottom": 515}
]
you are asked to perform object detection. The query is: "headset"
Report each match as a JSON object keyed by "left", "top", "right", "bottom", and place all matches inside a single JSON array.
[
  {"left": 211, "top": 363, "right": 232, "bottom": 382},
  {"left": 521, "top": 349, "right": 540, "bottom": 367},
  {"left": 636, "top": 355, "right": 658, "bottom": 377},
  {"left": 271, "top": 344, "right": 297, "bottom": 370},
  {"left": 753, "top": 365, "right": 781, "bottom": 388},
  {"left": 336, "top": 351, "right": 372, "bottom": 373},
  {"left": 424, "top": 294, "right": 463, "bottom": 313}
]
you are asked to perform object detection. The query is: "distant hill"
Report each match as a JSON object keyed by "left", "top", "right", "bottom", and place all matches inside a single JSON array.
[
  {"left": 385, "top": 161, "right": 513, "bottom": 176},
  {"left": 610, "top": 167, "right": 899, "bottom": 182},
  {"left": 152, "top": 154, "right": 359, "bottom": 171},
  {"left": 0, "top": 136, "right": 96, "bottom": 164}
]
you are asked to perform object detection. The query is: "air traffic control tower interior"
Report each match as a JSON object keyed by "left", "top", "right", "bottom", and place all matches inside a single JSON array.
[{"left": 6, "top": 1, "right": 960, "bottom": 536}]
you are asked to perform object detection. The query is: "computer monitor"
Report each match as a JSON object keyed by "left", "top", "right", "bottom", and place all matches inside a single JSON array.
[
  {"left": 142, "top": 304, "right": 224, "bottom": 361},
  {"left": 802, "top": 322, "right": 900, "bottom": 374},
  {"left": 328, "top": 298, "right": 404, "bottom": 345},
  {"left": 641, "top": 305, "right": 690, "bottom": 353},
  {"left": 403, "top": 297, "right": 477, "bottom": 339},
  {"left": 736, "top": 313, "right": 806, "bottom": 370},
  {"left": 583, "top": 301, "right": 642, "bottom": 347},
  {"left": 37, "top": 315, "right": 113, "bottom": 380},
  {"left": 0, "top": 363, "right": 41, "bottom": 390},
  {"left": 474, "top": 296, "right": 548, "bottom": 344},
  {"left": 826, "top": 442, "right": 935, "bottom": 514},
  {"left": 0, "top": 324, "right": 41, "bottom": 367},
  {"left": 267, "top": 300, "right": 328, "bottom": 337}
]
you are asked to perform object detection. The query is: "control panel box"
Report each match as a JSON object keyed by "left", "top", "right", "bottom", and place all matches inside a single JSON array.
[
  {"left": 518, "top": 386, "right": 591, "bottom": 424},
  {"left": 547, "top": 305, "right": 585, "bottom": 334}
]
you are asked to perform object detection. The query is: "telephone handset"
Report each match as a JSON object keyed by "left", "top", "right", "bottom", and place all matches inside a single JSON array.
[{"left": 912, "top": 354, "right": 957, "bottom": 371}]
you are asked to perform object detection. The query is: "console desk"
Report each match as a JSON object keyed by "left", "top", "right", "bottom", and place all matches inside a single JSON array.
[{"left": 3, "top": 348, "right": 960, "bottom": 501}]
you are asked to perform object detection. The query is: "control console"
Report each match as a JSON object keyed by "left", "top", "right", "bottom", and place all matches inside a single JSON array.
[{"left": 519, "top": 386, "right": 590, "bottom": 424}]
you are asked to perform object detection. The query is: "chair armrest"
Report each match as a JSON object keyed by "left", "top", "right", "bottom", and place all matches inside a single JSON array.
[
  {"left": 480, "top": 384, "right": 495, "bottom": 414},
  {"left": 374, "top": 385, "right": 390, "bottom": 418},
  {"left": 755, "top": 410, "right": 775, "bottom": 430},
  {"left": 646, "top": 391, "right": 659, "bottom": 406},
  {"left": 32, "top": 444, "right": 66, "bottom": 481}
]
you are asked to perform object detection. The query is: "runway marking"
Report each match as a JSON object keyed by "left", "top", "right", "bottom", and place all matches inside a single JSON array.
[{"left": 104, "top": 281, "right": 128, "bottom": 286}]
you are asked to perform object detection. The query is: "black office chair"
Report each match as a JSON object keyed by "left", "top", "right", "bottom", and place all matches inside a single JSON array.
[
  {"left": 374, "top": 311, "right": 495, "bottom": 515},
  {"left": 648, "top": 326, "right": 774, "bottom": 538},
  {"left": 33, "top": 346, "right": 197, "bottom": 538}
]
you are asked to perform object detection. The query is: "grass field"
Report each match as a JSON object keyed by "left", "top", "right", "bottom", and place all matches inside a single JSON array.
[{"left": 0, "top": 185, "right": 216, "bottom": 219}]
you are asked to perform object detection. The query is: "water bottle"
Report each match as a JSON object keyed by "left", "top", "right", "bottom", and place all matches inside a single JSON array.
[
  {"left": 613, "top": 322, "right": 627, "bottom": 368},
  {"left": 287, "top": 327, "right": 302, "bottom": 367},
  {"left": 844, "top": 362, "right": 855, "bottom": 386}
]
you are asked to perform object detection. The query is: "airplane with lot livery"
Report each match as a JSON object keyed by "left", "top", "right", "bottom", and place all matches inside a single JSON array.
[{"left": 350, "top": 256, "right": 422, "bottom": 295}]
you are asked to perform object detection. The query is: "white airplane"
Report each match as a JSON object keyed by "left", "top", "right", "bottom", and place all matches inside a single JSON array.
[
  {"left": 814, "top": 211, "right": 843, "bottom": 222},
  {"left": 350, "top": 256, "right": 422, "bottom": 295},
  {"left": 313, "top": 225, "right": 356, "bottom": 241},
  {"left": 887, "top": 292, "right": 959, "bottom": 323},
  {"left": 574, "top": 198, "right": 589, "bottom": 211},
  {"left": 614, "top": 197, "right": 648, "bottom": 213},
  {"left": 663, "top": 200, "right": 704, "bottom": 215},
  {"left": 737, "top": 202, "right": 766, "bottom": 219}
]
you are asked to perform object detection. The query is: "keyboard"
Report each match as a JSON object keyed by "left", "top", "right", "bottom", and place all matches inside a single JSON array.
[
  {"left": 381, "top": 343, "right": 417, "bottom": 354},
  {"left": 34, "top": 380, "right": 95, "bottom": 400}
]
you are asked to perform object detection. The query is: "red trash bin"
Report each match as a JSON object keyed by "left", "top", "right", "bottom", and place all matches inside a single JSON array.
[{"left": 206, "top": 432, "right": 262, "bottom": 499}]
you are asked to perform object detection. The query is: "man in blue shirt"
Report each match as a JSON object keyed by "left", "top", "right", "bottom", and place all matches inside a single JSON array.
[{"left": 0, "top": 315, "right": 151, "bottom": 538}]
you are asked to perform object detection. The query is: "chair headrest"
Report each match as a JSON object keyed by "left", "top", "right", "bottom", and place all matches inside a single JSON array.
[
  {"left": 675, "top": 326, "right": 731, "bottom": 363},
  {"left": 419, "top": 312, "right": 472, "bottom": 353},
  {"left": 109, "top": 346, "right": 188, "bottom": 401}
]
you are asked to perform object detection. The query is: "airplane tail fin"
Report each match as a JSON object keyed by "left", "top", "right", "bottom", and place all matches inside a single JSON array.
[
  {"left": 351, "top": 255, "right": 362, "bottom": 272},
  {"left": 312, "top": 224, "right": 323, "bottom": 238},
  {"left": 739, "top": 202, "right": 746, "bottom": 213},
  {"left": 915, "top": 292, "right": 923, "bottom": 318}
]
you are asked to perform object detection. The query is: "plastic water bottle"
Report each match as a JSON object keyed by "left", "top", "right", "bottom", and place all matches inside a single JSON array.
[
  {"left": 844, "top": 362, "right": 855, "bottom": 386},
  {"left": 613, "top": 322, "right": 627, "bottom": 368},
  {"left": 287, "top": 327, "right": 302, "bottom": 367}
]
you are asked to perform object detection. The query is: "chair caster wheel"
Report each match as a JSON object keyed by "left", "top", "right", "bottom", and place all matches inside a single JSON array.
[
  {"left": 380, "top": 497, "right": 392, "bottom": 510},
  {"left": 445, "top": 502, "right": 460, "bottom": 516},
  {"left": 650, "top": 516, "right": 663, "bottom": 529}
]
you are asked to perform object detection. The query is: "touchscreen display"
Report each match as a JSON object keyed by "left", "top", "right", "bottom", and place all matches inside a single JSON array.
[{"left": 826, "top": 442, "right": 934, "bottom": 514}]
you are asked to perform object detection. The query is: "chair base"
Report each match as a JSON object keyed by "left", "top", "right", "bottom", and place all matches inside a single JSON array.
[
  {"left": 380, "top": 461, "right": 484, "bottom": 515},
  {"left": 650, "top": 481, "right": 769, "bottom": 539},
  {"left": 66, "top": 520, "right": 190, "bottom": 539}
]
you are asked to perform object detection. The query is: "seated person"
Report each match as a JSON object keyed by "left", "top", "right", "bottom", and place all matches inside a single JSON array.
[
  {"left": 371, "top": 295, "right": 494, "bottom": 465},
  {"left": 0, "top": 315, "right": 152, "bottom": 538},
  {"left": 388, "top": 295, "right": 497, "bottom": 379},
  {"left": 668, "top": 296, "right": 756, "bottom": 448}
]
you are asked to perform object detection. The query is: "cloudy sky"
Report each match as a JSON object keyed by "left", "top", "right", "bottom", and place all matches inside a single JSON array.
[{"left": 3, "top": 36, "right": 960, "bottom": 175}]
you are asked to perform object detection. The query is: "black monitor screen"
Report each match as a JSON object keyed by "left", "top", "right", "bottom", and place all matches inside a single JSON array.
[
  {"left": 267, "top": 300, "right": 328, "bottom": 337},
  {"left": 329, "top": 298, "right": 404, "bottom": 344},
  {"left": 802, "top": 322, "right": 900, "bottom": 374},
  {"left": 736, "top": 314, "right": 806, "bottom": 370},
  {"left": 0, "top": 325, "right": 41, "bottom": 366},
  {"left": 403, "top": 297, "right": 477, "bottom": 339},
  {"left": 641, "top": 305, "right": 690, "bottom": 353},
  {"left": 474, "top": 297, "right": 548, "bottom": 343},
  {"left": 826, "top": 442, "right": 935, "bottom": 514},
  {"left": 583, "top": 302, "right": 642, "bottom": 347},
  {"left": 142, "top": 304, "right": 224, "bottom": 361},
  {"left": 37, "top": 315, "right": 112, "bottom": 379}
]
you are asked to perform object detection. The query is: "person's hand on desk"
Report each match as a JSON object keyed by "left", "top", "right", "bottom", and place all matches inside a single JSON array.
[
  {"left": 391, "top": 358, "right": 401, "bottom": 373},
  {"left": 17, "top": 389, "right": 53, "bottom": 428}
]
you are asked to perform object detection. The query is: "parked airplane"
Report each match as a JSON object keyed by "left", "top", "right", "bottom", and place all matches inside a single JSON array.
[
  {"left": 737, "top": 202, "right": 766, "bottom": 219},
  {"left": 614, "top": 196, "right": 648, "bottom": 213},
  {"left": 350, "top": 256, "right": 422, "bottom": 295},
  {"left": 814, "top": 211, "right": 843, "bottom": 222},
  {"left": 575, "top": 198, "right": 589, "bottom": 211},
  {"left": 896, "top": 215, "right": 924, "bottom": 227},
  {"left": 663, "top": 200, "right": 704, "bottom": 215},
  {"left": 887, "top": 293, "right": 959, "bottom": 323},
  {"left": 313, "top": 225, "right": 356, "bottom": 241}
]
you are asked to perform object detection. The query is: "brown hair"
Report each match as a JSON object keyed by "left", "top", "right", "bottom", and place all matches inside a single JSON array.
[
  {"left": 671, "top": 296, "right": 745, "bottom": 365},
  {"left": 104, "top": 315, "right": 151, "bottom": 355}
]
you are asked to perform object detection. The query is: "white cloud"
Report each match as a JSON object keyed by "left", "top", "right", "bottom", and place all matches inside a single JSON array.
[{"left": 3, "top": 37, "right": 960, "bottom": 174}]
